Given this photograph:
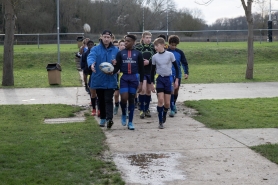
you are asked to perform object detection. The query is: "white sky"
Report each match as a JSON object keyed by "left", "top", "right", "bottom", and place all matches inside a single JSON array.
[{"left": 174, "top": 0, "right": 278, "bottom": 25}]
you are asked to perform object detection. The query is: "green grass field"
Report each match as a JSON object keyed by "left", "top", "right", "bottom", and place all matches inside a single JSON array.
[{"left": 0, "top": 42, "right": 278, "bottom": 87}]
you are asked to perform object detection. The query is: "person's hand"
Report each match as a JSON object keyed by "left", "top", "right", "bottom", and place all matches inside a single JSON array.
[
  {"left": 143, "top": 59, "right": 149, "bottom": 66},
  {"left": 112, "top": 59, "right": 117, "bottom": 65},
  {"left": 184, "top": 74, "right": 188, "bottom": 79},
  {"left": 151, "top": 83, "right": 156, "bottom": 93},
  {"left": 91, "top": 63, "right": 96, "bottom": 73}
]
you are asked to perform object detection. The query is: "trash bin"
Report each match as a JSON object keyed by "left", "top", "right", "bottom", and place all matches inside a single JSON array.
[
  {"left": 46, "top": 63, "right": 62, "bottom": 85},
  {"left": 77, "top": 36, "right": 84, "bottom": 48}
]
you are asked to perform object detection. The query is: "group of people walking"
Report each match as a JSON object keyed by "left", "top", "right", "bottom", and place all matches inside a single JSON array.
[{"left": 80, "top": 30, "right": 189, "bottom": 130}]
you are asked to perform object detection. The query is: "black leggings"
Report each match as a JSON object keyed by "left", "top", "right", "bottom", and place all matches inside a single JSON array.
[{"left": 96, "top": 89, "right": 115, "bottom": 120}]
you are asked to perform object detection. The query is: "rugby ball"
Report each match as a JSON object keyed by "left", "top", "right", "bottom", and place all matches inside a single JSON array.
[
  {"left": 83, "top": 23, "right": 91, "bottom": 33},
  {"left": 99, "top": 62, "right": 114, "bottom": 74}
]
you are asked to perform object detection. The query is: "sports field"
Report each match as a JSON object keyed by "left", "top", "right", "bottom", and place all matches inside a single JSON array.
[{"left": 0, "top": 41, "right": 278, "bottom": 88}]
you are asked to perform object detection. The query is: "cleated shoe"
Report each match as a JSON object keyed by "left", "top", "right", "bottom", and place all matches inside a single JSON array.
[
  {"left": 91, "top": 109, "right": 96, "bottom": 116},
  {"left": 145, "top": 109, "right": 151, "bottom": 117},
  {"left": 139, "top": 111, "right": 145, "bottom": 119},
  {"left": 106, "top": 120, "right": 114, "bottom": 129},
  {"left": 121, "top": 115, "right": 127, "bottom": 126},
  {"left": 169, "top": 110, "right": 175, "bottom": 117},
  {"left": 99, "top": 119, "right": 106, "bottom": 127},
  {"left": 113, "top": 106, "right": 119, "bottom": 115},
  {"left": 159, "top": 122, "right": 164, "bottom": 129},
  {"left": 128, "top": 122, "right": 135, "bottom": 130}
]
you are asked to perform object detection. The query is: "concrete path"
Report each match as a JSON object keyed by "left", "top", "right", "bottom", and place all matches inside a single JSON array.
[{"left": 1, "top": 82, "right": 278, "bottom": 184}]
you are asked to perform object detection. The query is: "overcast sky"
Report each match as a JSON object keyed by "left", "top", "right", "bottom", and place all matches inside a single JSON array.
[{"left": 173, "top": 0, "right": 278, "bottom": 25}]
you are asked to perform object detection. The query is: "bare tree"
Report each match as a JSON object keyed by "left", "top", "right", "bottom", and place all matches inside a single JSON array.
[
  {"left": 201, "top": 0, "right": 255, "bottom": 79},
  {"left": 241, "top": 0, "right": 254, "bottom": 79},
  {"left": 2, "top": 0, "right": 15, "bottom": 86}
]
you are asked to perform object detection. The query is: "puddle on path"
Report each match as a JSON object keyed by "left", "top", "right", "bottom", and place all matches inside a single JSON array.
[{"left": 114, "top": 152, "right": 186, "bottom": 185}]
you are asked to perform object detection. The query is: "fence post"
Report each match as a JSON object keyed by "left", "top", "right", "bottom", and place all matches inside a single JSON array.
[
  {"left": 37, "top": 33, "right": 40, "bottom": 49},
  {"left": 260, "top": 29, "right": 262, "bottom": 44}
]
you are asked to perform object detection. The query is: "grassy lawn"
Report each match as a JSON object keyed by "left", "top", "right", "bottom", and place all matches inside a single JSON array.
[
  {"left": 0, "top": 104, "right": 124, "bottom": 185},
  {"left": 0, "top": 44, "right": 81, "bottom": 88},
  {"left": 185, "top": 98, "right": 278, "bottom": 165},
  {"left": 0, "top": 42, "right": 278, "bottom": 87}
]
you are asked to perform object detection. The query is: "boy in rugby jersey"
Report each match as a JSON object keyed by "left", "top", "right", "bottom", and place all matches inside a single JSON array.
[
  {"left": 150, "top": 37, "right": 179, "bottom": 129},
  {"left": 134, "top": 31, "right": 156, "bottom": 119},
  {"left": 113, "top": 35, "right": 144, "bottom": 130},
  {"left": 167, "top": 35, "right": 189, "bottom": 117}
]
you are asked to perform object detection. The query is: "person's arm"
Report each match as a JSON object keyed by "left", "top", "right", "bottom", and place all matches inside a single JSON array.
[
  {"left": 87, "top": 47, "right": 96, "bottom": 72},
  {"left": 138, "top": 52, "right": 144, "bottom": 82},
  {"left": 178, "top": 49, "right": 189, "bottom": 76},
  {"left": 112, "top": 51, "right": 122, "bottom": 74},
  {"left": 172, "top": 61, "right": 179, "bottom": 78}
]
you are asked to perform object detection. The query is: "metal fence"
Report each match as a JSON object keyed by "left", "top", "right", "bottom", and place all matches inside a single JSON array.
[{"left": 1, "top": 29, "right": 278, "bottom": 46}]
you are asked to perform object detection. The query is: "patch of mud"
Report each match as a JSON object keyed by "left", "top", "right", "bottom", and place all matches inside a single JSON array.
[
  {"left": 149, "top": 103, "right": 198, "bottom": 117},
  {"left": 113, "top": 152, "right": 186, "bottom": 185}
]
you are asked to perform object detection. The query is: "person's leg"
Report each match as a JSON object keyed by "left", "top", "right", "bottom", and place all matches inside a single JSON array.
[
  {"left": 113, "top": 89, "right": 120, "bottom": 115},
  {"left": 83, "top": 71, "right": 89, "bottom": 92},
  {"left": 173, "top": 78, "right": 181, "bottom": 113},
  {"left": 90, "top": 89, "right": 97, "bottom": 116},
  {"left": 156, "top": 92, "right": 164, "bottom": 129},
  {"left": 127, "top": 75, "right": 138, "bottom": 130},
  {"left": 96, "top": 89, "right": 106, "bottom": 126},
  {"left": 119, "top": 75, "right": 129, "bottom": 126},
  {"left": 144, "top": 75, "right": 152, "bottom": 117},
  {"left": 139, "top": 79, "right": 147, "bottom": 119},
  {"left": 104, "top": 89, "right": 115, "bottom": 128},
  {"left": 120, "top": 92, "right": 128, "bottom": 126},
  {"left": 169, "top": 76, "right": 176, "bottom": 117},
  {"left": 163, "top": 76, "right": 173, "bottom": 123}
]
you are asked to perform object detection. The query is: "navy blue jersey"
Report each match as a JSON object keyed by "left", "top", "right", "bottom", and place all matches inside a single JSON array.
[{"left": 114, "top": 49, "right": 144, "bottom": 82}]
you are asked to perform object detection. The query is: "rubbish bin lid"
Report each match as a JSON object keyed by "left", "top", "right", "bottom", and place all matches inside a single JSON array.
[{"left": 46, "top": 63, "right": 62, "bottom": 71}]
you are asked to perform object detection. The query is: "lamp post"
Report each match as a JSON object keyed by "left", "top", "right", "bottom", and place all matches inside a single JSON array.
[
  {"left": 57, "top": 0, "right": 60, "bottom": 63},
  {"left": 166, "top": 0, "right": 169, "bottom": 40},
  {"left": 268, "top": 0, "right": 273, "bottom": 42}
]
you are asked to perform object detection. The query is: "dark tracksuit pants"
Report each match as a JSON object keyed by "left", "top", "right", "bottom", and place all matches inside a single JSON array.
[{"left": 96, "top": 89, "right": 115, "bottom": 120}]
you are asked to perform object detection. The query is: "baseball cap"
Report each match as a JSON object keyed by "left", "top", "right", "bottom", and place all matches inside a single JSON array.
[{"left": 102, "top": 30, "right": 112, "bottom": 36}]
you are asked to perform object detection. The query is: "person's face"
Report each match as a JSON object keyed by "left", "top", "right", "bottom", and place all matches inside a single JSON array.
[
  {"left": 154, "top": 43, "right": 165, "bottom": 52},
  {"left": 124, "top": 37, "right": 134, "bottom": 49},
  {"left": 87, "top": 43, "right": 94, "bottom": 49},
  {"left": 102, "top": 34, "right": 112, "bottom": 46},
  {"left": 113, "top": 42, "right": 118, "bottom": 47},
  {"left": 142, "top": 35, "right": 151, "bottom": 45},
  {"left": 118, "top": 42, "right": 125, "bottom": 51},
  {"left": 169, "top": 43, "right": 177, "bottom": 50}
]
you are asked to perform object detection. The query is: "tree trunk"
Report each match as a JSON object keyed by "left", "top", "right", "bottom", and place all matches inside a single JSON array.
[
  {"left": 246, "top": 21, "right": 254, "bottom": 79},
  {"left": 2, "top": 0, "right": 15, "bottom": 86},
  {"left": 241, "top": 0, "right": 254, "bottom": 79}
]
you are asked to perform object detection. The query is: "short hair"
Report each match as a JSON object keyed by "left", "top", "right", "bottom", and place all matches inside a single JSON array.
[
  {"left": 157, "top": 34, "right": 166, "bottom": 40},
  {"left": 153, "top": 37, "right": 165, "bottom": 46},
  {"left": 142, "top": 31, "right": 152, "bottom": 38},
  {"left": 118, "top": 39, "right": 125, "bottom": 44},
  {"left": 125, "top": 34, "right": 137, "bottom": 41},
  {"left": 87, "top": 40, "right": 94, "bottom": 45},
  {"left": 113, "top": 40, "right": 118, "bottom": 44},
  {"left": 168, "top": 35, "right": 180, "bottom": 44}
]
